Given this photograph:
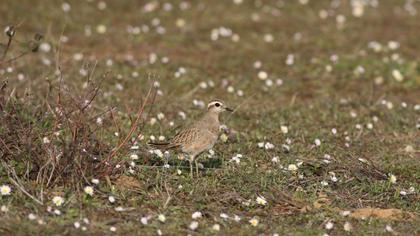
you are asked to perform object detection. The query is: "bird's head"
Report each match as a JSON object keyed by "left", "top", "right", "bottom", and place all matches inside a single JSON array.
[{"left": 207, "top": 99, "right": 233, "bottom": 114}]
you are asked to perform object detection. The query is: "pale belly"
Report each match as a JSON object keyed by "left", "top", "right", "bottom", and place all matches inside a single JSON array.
[{"left": 181, "top": 131, "right": 218, "bottom": 156}]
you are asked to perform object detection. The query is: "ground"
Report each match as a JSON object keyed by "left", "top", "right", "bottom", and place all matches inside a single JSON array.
[{"left": 0, "top": 0, "right": 419, "bottom": 235}]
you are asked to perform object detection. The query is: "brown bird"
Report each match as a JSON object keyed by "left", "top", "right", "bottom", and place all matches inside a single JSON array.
[{"left": 149, "top": 99, "right": 233, "bottom": 176}]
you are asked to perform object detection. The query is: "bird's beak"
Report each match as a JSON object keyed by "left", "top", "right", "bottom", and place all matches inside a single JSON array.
[{"left": 225, "top": 107, "right": 234, "bottom": 112}]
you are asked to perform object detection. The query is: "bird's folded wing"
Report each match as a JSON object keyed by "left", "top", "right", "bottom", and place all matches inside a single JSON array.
[{"left": 171, "top": 128, "right": 201, "bottom": 145}]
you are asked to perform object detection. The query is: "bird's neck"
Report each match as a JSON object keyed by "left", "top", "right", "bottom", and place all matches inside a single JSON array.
[{"left": 197, "top": 111, "right": 220, "bottom": 133}]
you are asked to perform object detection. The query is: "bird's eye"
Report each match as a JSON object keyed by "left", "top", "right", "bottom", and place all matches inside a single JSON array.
[{"left": 215, "top": 103, "right": 220, "bottom": 107}]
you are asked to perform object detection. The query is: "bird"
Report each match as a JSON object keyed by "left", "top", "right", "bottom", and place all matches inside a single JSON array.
[{"left": 148, "top": 99, "right": 233, "bottom": 176}]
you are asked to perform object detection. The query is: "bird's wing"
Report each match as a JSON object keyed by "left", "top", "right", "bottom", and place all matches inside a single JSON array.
[{"left": 171, "top": 128, "right": 201, "bottom": 146}]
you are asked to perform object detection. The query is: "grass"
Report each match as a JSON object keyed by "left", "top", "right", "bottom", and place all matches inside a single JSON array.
[{"left": 1, "top": 0, "right": 419, "bottom": 235}]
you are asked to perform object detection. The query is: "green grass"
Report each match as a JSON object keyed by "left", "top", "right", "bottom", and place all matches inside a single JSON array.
[{"left": 1, "top": 0, "right": 419, "bottom": 235}]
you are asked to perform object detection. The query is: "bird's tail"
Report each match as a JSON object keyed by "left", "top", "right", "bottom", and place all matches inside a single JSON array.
[{"left": 148, "top": 142, "right": 179, "bottom": 150}]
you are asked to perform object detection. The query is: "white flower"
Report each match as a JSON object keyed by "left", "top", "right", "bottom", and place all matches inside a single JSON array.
[
  {"left": 249, "top": 217, "right": 259, "bottom": 227},
  {"left": 158, "top": 214, "right": 166, "bottom": 223},
  {"left": 264, "top": 142, "right": 274, "bottom": 150},
  {"left": 108, "top": 196, "right": 116, "bottom": 203},
  {"left": 314, "top": 139, "right": 321, "bottom": 146},
  {"left": 264, "top": 34, "right": 274, "bottom": 43},
  {"left": 331, "top": 128, "right": 337, "bottom": 134},
  {"left": 341, "top": 210, "right": 351, "bottom": 216},
  {"left": 192, "top": 211, "right": 202, "bottom": 219},
  {"left": 212, "top": 224, "right": 220, "bottom": 231},
  {"left": 358, "top": 158, "right": 368, "bottom": 163},
  {"left": 52, "top": 196, "right": 64, "bottom": 207},
  {"left": 115, "top": 206, "right": 125, "bottom": 212},
  {"left": 257, "top": 142, "right": 264, "bottom": 148},
  {"left": 96, "top": 24, "right": 107, "bottom": 34},
  {"left": 280, "top": 126, "right": 288, "bottom": 134},
  {"left": 325, "top": 221, "right": 334, "bottom": 230},
  {"left": 319, "top": 9, "right": 328, "bottom": 19},
  {"left": 288, "top": 164, "right": 298, "bottom": 172},
  {"left": 366, "top": 123, "right": 373, "bottom": 129},
  {"left": 256, "top": 196, "right": 267, "bottom": 206},
  {"left": 354, "top": 65, "right": 365, "bottom": 75},
  {"left": 28, "top": 213, "right": 37, "bottom": 220},
  {"left": 405, "top": 145, "right": 415, "bottom": 153},
  {"left": 1, "top": 205, "right": 8, "bottom": 213},
  {"left": 253, "top": 61, "right": 262, "bottom": 69},
  {"left": 271, "top": 156, "right": 279, "bottom": 163},
  {"left": 199, "top": 81, "right": 208, "bottom": 89},
  {"left": 389, "top": 174, "right": 397, "bottom": 184},
  {"left": 129, "top": 154, "right": 139, "bottom": 160},
  {"left": 74, "top": 221, "right": 80, "bottom": 228},
  {"left": 84, "top": 186, "right": 94, "bottom": 196},
  {"left": 325, "top": 64, "right": 333, "bottom": 72},
  {"left": 388, "top": 41, "right": 400, "bottom": 50},
  {"left": 43, "top": 137, "right": 50, "bottom": 144},
  {"left": 154, "top": 149, "right": 163, "bottom": 158},
  {"left": 232, "top": 154, "right": 243, "bottom": 163},
  {"left": 150, "top": 117, "right": 157, "bottom": 125},
  {"left": 73, "top": 53, "right": 83, "bottom": 61},
  {"left": 61, "top": 2, "right": 71, "bottom": 12},
  {"left": 231, "top": 155, "right": 241, "bottom": 164},
  {"left": 141, "top": 216, "right": 149, "bottom": 225},
  {"left": 0, "top": 185, "right": 11, "bottom": 195},
  {"left": 220, "top": 213, "right": 229, "bottom": 219},
  {"left": 286, "top": 54, "right": 294, "bottom": 65},
  {"left": 175, "top": 18, "right": 186, "bottom": 28},
  {"left": 189, "top": 221, "right": 199, "bottom": 230},
  {"left": 321, "top": 181, "right": 329, "bottom": 186},
  {"left": 220, "top": 133, "right": 228, "bottom": 143},
  {"left": 352, "top": 1, "right": 364, "bottom": 17},
  {"left": 408, "top": 187, "right": 415, "bottom": 193},
  {"left": 157, "top": 113, "right": 165, "bottom": 120},
  {"left": 392, "top": 69, "right": 404, "bottom": 82},
  {"left": 39, "top": 43, "right": 51, "bottom": 53},
  {"left": 91, "top": 178, "right": 100, "bottom": 184},
  {"left": 258, "top": 71, "right": 268, "bottom": 80},
  {"left": 110, "top": 226, "right": 116, "bottom": 232},
  {"left": 97, "top": 1, "right": 107, "bottom": 10}
]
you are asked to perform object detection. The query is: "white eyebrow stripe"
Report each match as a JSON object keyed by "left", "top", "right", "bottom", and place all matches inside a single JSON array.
[{"left": 207, "top": 101, "right": 222, "bottom": 108}]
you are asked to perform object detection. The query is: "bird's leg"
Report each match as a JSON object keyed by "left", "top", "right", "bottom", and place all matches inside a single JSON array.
[
  {"left": 189, "top": 155, "right": 195, "bottom": 178},
  {"left": 189, "top": 160, "right": 193, "bottom": 177},
  {"left": 195, "top": 159, "right": 199, "bottom": 176}
]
